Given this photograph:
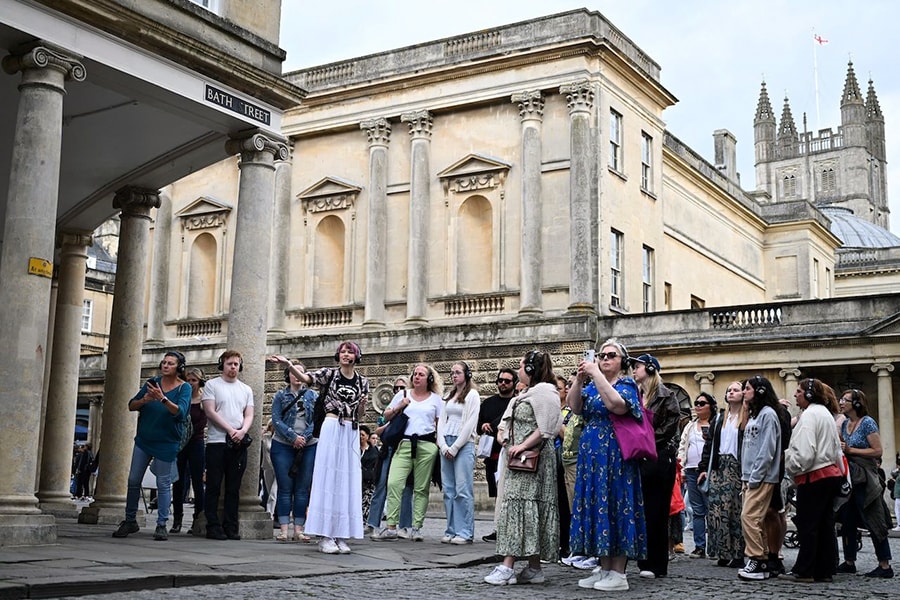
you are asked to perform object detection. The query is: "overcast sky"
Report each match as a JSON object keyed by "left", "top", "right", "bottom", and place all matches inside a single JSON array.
[{"left": 279, "top": 0, "right": 899, "bottom": 232}]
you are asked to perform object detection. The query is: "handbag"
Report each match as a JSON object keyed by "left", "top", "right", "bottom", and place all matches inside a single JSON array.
[
  {"left": 610, "top": 404, "right": 657, "bottom": 461},
  {"left": 476, "top": 434, "right": 494, "bottom": 459},
  {"left": 381, "top": 391, "right": 409, "bottom": 449},
  {"left": 505, "top": 400, "right": 540, "bottom": 473}
]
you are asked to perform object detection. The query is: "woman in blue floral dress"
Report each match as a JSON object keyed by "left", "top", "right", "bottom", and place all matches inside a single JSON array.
[{"left": 567, "top": 339, "right": 647, "bottom": 592}]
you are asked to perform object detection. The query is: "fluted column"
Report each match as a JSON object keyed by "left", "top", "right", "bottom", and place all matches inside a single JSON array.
[
  {"left": 268, "top": 144, "right": 293, "bottom": 334},
  {"left": 872, "top": 363, "right": 895, "bottom": 469},
  {"left": 38, "top": 232, "right": 92, "bottom": 517},
  {"left": 512, "top": 91, "right": 544, "bottom": 315},
  {"left": 79, "top": 187, "right": 160, "bottom": 525},
  {"left": 400, "top": 111, "right": 432, "bottom": 324},
  {"left": 361, "top": 118, "right": 391, "bottom": 327},
  {"left": 560, "top": 80, "right": 595, "bottom": 312},
  {"left": 146, "top": 194, "right": 172, "bottom": 344},
  {"left": 693, "top": 372, "right": 716, "bottom": 396},
  {"left": 779, "top": 368, "right": 801, "bottom": 417},
  {"left": 0, "top": 42, "right": 85, "bottom": 545},
  {"left": 226, "top": 129, "right": 288, "bottom": 539}
]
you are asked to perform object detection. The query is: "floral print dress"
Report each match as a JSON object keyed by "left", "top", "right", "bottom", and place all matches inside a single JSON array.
[{"left": 569, "top": 378, "right": 647, "bottom": 559}]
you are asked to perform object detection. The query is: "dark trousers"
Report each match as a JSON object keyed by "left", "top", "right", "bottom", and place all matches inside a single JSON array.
[
  {"left": 204, "top": 443, "right": 247, "bottom": 533},
  {"left": 555, "top": 449, "right": 571, "bottom": 556},
  {"left": 484, "top": 456, "right": 499, "bottom": 498},
  {"left": 173, "top": 437, "right": 205, "bottom": 520},
  {"left": 840, "top": 482, "right": 893, "bottom": 562},
  {"left": 793, "top": 476, "right": 840, "bottom": 579},
  {"left": 638, "top": 454, "right": 676, "bottom": 577}
]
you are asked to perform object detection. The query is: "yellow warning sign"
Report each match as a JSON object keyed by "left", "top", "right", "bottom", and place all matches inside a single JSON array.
[{"left": 28, "top": 258, "right": 53, "bottom": 278}]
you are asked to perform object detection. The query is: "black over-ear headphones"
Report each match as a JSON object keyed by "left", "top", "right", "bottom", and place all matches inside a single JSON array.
[
  {"left": 523, "top": 351, "right": 543, "bottom": 376},
  {"left": 217, "top": 352, "right": 244, "bottom": 372},
  {"left": 459, "top": 361, "right": 472, "bottom": 381},
  {"left": 410, "top": 365, "right": 436, "bottom": 386},
  {"left": 334, "top": 342, "right": 363, "bottom": 364},
  {"left": 284, "top": 366, "right": 293, "bottom": 384},
  {"left": 805, "top": 378, "right": 815, "bottom": 400},
  {"left": 753, "top": 376, "right": 765, "bottom": 397},
  {"left": 161, "top": 351, "right": 187, "bottom": 378},
  {"left": 618, "top": 343, "right": 631, "bottom": 368},
  {"left": 850, "top": 389, "right": 863, "bottom": 412}
]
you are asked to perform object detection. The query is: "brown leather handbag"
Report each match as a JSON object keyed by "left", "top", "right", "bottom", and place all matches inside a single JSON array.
[{"left": 506, "top": 400, "right": 541, "bottom": 472}]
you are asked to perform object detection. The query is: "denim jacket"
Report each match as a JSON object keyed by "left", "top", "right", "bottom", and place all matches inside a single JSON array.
[{"left": 271, "top": 386, "right": 318, "bottom": 446}]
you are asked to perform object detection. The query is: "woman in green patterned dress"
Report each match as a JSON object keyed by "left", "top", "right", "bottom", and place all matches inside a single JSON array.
[{"left": 483, "top": 350, "right": 562, "bottom": 585}]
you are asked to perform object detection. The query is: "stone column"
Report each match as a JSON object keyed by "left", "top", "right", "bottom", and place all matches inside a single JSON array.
[
  {"left": 693, "top": 372, "right": 715, "bottom": 396},
  {"left": 0, "top": 42, "right": 85, "bottom": 546},
  {"left": 37, "top": 231, "right": 92, "bottom": 517},
  {"left": 37, "top": 278, "right": 59, "bottom": 490},
  {"left": 360, "top": 118, "right": 391, "bottom": 327},
  {"left": 560, "top": 80, "right": 595, "bottom": 312},
  {"left": 779, "top": 368, "right": 801, "bottom": 417},
  {"left": 268, "top": 144, "right": 293, "bottom": 334},
  {"left": 512, "top": 91, "right": 545, "bottom": 315},
  {"left": 79, "top": 187, "right": 160, "bottom": 525},
  {"left": 146, "top": 193, "right": 172, "bottom": 345},
  {"left": 400, "top": 111, "right": 432, "bottom": 324},
  {"left": 872, "top": 363, "right": 895, "bottom": 469},
  {"left": 225, "top": 129, "right": 288, "bottom": 540}
]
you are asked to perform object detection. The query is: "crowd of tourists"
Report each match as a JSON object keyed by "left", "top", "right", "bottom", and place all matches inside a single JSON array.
[{"left": 100, "top": 340, "right": 896, "bottom": 588}]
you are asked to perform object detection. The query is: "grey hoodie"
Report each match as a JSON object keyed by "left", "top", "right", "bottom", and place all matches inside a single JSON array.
[{"left": 740, "top": 405, "right": 781, "bottom": 488}]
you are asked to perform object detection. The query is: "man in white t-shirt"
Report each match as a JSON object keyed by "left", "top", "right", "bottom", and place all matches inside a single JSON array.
[{"left": 202, "top": 349, "right": 254, "bottom": 540}]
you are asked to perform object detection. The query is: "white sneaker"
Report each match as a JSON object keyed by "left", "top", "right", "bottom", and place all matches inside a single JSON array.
[
  {"left": 396, "top": 527, "right": 411, "bottom": 539},
  {"left": 639, "top": 570, "right": 656, "bottom": 578},
  {"left": 441, "top": 534, "right": 453, "bottom": 543},
  {"left": 578, "top": 566, "right": 607, "bottom": 588},
  {"left": 335, "top": 539, "right": 351, "bottom": 554},
  {"left": 484, "top": 565, "right": 517, "bottom": 585},
  {"left": 410, "top": 527, "right": 424, "bottom": 541},
  {"left": 573, "top": 556, "right": 599, "bottom": 570},
  {"left": 450, "top": 536, "right": 472, "bottom": 545},
  {"left": 562, "top": 554, "right": 586, "bottom": 566},
  {"left": 370, "top": 527, "right": 398, "bottom": 541},
  {"left": 893, "top": 526, "right": 900, "bottom": 532},
  {"left": 318, "top": 537, "right": 340, "bottom": 554},
  {"left": 517, "top": 566, "right": 546, "bottom": 584},
  {"left": 594, "top": 570, "right": 628, "bottom": 591}
]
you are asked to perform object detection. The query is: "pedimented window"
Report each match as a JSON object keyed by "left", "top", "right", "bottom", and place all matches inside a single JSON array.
[
  {"left": 175, "top": 196, "right": 232, "bottom": 230},
  {"left": 437, "top": 153, "right": 510, "bottom": 196},
  {"left": 297, "top": 176, "right": 362, "bottom": 214}
]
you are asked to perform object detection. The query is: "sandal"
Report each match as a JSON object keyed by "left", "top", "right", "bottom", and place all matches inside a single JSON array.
[
  {"left": 294, "top": 528, "right": 310, "bottom": 542},
  {"left": 275, "top": 532, "right": 291, "bottom": 542}
]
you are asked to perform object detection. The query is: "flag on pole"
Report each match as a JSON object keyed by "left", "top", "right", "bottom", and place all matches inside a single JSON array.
[{"left": 813, "top": 33, "right": 829, "bottom": 45}]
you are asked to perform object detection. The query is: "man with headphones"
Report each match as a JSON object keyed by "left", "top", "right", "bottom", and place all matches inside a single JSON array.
[
  {"left": 478, "top": 367, "right": 518, "bottom": 542},
  {"left": 202, "top": 349, "right": 254, "bottom": 541}
]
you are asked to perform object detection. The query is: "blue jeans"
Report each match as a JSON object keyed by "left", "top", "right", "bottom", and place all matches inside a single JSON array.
[
  {"left": 270, "top": 439, "right": 317, "bottom": 526},
  {"left": 126, "top": 444, "right": 172, "bottom": 526},
  {"left": 172, "top": 437, "right": 205, "bottom": 520},
  {"left": 685, "top": 468, "right": 707, "bottom": 550},
  {"left": 440, "top": 436, "right": 475, "bottom": 540},
  {"left": 367, "top": 446, "right": 412, "bottom": 529}
]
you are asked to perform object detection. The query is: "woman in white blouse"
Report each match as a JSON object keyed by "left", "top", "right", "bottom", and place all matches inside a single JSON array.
[
  {"left": 438, "top": 361, "right": 480, "bottom": 544},
  {"left": 371, "top": 363, "right": 443, "bottom": 542}
]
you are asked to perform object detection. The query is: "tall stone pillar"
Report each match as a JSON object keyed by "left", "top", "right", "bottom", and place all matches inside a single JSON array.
[
  {"left": 146, "top": 193, "right": 172, "bottom": 345},
  {"left": 360, "top": 118, "right": 391, "bottom": 327},
  {"left": 872, "top": 363, "right": 895, "bottom": 469},
  {"left": 38, "top": 231, "right": 92, "bottom": 517},
  {"left": 269, "top": 145, "right": 293, "bottom": 334},
  {"left": 0, "top": 42, "right": 85, "bottom": 545},
  {"left": 37, "top": 278, "right": 59, "bottom": 490},
  {"left": 512, "top": 91, "right": 545, "bottom": 315},
  {"left": 225, "top": 129, "right": 288, "bottom": 539},
  {"left": 693, "top": 372, "right": 715, "bottom": 396},
  {"left": 400, "top": 111, "right": 432, "bottom": 324},
  {"left": 560, "top": 80, "right": 595, "bottom": 312},
  {"left": 79, "top": 187, "right": 160, "bottom": 525},
  {"left": 779, "top": 368, "right": 801, "bottom": 417}
]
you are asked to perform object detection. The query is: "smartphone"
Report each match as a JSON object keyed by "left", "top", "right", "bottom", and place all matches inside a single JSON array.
[{"left": 583, "top": 349, "right": 595, "bottom": 363}]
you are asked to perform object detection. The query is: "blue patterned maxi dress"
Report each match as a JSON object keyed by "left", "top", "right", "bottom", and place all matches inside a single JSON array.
[{"left": 569, "top": 378, "right": 647, "bottom": 559}]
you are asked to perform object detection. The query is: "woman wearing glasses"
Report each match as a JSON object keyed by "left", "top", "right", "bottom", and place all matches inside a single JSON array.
[
  {"left": 677, "top": 392, "right": 716, "bottom": 559},
  {"left": 836, "top": 388, "right": 894, "bottom": 578},
  {"left": 566, "top": 340, "right": 646, "bottom": 592},
  {"left": 699, "top": 381, "right": 745, "bottom": 568}
]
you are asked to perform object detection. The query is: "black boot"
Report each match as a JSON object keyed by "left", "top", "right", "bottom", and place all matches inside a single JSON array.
[{"left": 169, "top": 516, "right": 182, "bottom": 534}]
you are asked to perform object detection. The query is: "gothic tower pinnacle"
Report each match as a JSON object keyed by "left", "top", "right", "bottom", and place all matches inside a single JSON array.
[{"left": 840, "top": 61, "right": 866, "bottom": 146}]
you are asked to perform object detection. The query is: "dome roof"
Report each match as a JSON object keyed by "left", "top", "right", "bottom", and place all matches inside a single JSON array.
[{"left": 819, "top": 206, "right": 900, "bottom": 248}]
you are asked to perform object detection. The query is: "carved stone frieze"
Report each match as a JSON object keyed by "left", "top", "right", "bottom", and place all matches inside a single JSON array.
[{"left": 183, "top": 213, "right": 227, "bottom": 230}]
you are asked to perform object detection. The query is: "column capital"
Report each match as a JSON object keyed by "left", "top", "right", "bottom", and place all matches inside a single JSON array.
[
  {"left": 871, "top": 363, "right": 895, "bottom": 374},
  {"left": 511, "top": 90, "right": 544, "bottom": 121},
  {"left": 779, "top": 368, "right": 801, "bottom": 379},
  {"left": 2, "top": 42, "right": 86, "bottom": 82},
  {"left": 400, "top": 110, "right": 433, "bottom": 140},
  {"left": 360, "top": 117, "right": 392, "bottom": 147},
  {"left": 225, "top": 129, "right": 289, "bottom": 162},
  {"left": 559, "top": 80, "right": 594, "bottom": 114},
  {"left": 113, "top": 186, "right": 161, "bottom": 220},
  {"left": 56, "top": 230, "right": 92, "bottom": 250},
  {"left": 693, "top": 372, "right": 715, "bottom": 383}
]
